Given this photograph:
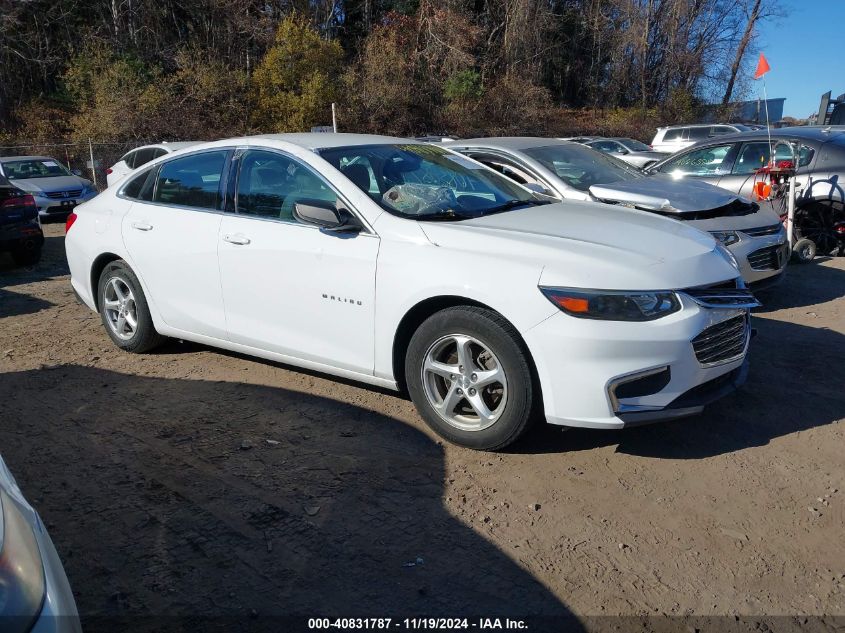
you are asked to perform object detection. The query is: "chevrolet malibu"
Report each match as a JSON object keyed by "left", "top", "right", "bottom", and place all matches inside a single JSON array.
[{"left": 65, "top": 134, "right": 758, "bottom": 450}]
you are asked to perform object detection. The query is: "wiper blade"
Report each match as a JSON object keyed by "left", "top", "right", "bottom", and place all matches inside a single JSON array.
[
  {"left": 484, "top": 199, "right": 549, "bottom": 215},
  {"left": 413, "top": 209, "right": 474, "bottom": 221}
]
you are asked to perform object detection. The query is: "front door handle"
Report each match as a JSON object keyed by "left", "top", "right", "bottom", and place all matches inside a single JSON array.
[
  {"left": 223, "top": 233, "right": 251, "bottom": 245},
  {"left": 131, "top": 221, "right": 153, "bottom": 231}
]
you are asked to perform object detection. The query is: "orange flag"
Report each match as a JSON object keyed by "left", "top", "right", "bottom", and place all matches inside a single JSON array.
[{"left": 754, "top": 53, "right": 770, "bottom": 79}]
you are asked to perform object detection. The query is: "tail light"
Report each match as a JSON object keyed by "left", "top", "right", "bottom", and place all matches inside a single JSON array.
[
  {"left": 65, "top": 212, "right": 78, "bottom": 232},
  {"left": 105, "top": 168, "right": 113, "bottom": 175},
  {"left": 1, "top": 194, "right": 36, "bottom": 209}
]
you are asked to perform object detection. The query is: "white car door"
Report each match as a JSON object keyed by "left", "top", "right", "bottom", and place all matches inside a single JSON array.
[
  {"left": 121, "top": 149, "right": 230, "bottom": 339},
  {"left": 217, "top": 149, "right": 379, "bottom": 374}
]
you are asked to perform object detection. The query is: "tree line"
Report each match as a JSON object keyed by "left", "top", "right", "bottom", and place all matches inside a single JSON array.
[{"left": 0, "top": 0, "right": 779, "bottom": 146}]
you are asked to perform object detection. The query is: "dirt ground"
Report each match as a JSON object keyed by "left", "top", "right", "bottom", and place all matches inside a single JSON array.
[{"left": 1, "top": 223, "right": 843, "bottom": 632}]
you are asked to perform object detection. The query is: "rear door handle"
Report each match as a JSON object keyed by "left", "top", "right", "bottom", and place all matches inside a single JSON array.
[
  {"left": 131, "top": 221, "right": 153, "bottom": 231},
  {"left": 223, "top": 234, "right": 251, "bottom": 245}
]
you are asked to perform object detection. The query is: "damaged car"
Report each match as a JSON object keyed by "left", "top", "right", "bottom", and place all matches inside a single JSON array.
[{"left": 445, "top": 138, "right": 788, "bottom": 289}]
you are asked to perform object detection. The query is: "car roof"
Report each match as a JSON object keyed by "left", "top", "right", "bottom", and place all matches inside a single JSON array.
[
  {"left": 658, "top": 123, "right": 741, "bottom": 130},
  {"left": 445, "top": 137, "right": 576, "bottom": 151},
  {"left": 133, "top": 142, "right": 202, "bottom": 152},
  {"left": 239, "top": 133, "right": 419, "bottom": 150},
  {"left": 0, "top": 155, "right": 59, "bottom": 162},
  {"left": 684, "top": 126, "right": 845, "bottom": 145}
]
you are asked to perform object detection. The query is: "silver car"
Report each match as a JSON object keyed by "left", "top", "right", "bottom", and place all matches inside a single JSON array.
[
  {"left": 0, "top": 156, "right": 98, "bottom": 220},
  {"left": 0, "top": 452, "right": 82, "bottom": 632},
  {"left": 646, "top": 126, "right": 845, "bottom": 256},
  {"left": 577, "top": 137, "right": 666, "bottom": 169},
  {"left": 445, "top": 137, "right": 788, "bottom": 288}
]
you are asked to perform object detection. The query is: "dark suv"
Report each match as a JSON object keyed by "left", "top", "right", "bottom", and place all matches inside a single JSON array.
[{"left": 1, "top": 175, "right": 44, "bottom": 266}]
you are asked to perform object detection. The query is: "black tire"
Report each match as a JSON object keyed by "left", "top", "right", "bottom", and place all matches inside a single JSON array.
[
  {"left": 405, "top": 306, "right": 536, "bottom": 451},
  {"left": 791, "top": 238, "right": 816, "bottom": 264},
  {"left": 97, "top": 260, "right": 164, "bottom": 353},
  {"left": 11, "top": 245, "right": 41, "bottom": 266}
]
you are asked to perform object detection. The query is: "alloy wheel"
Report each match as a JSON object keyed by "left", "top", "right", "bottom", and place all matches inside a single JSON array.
[
  {"left": 421, "top": 334, "right": 508, "bottom": 432},
  {"left": 103, "top": 277, "right": 138, "bottom": 341}
]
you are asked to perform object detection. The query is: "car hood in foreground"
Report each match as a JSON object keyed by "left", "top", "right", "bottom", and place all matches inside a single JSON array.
[
  {"left": 419, "top": 201, "right": 740, "bottom": 290},
  {"left": 588, "top": 174, "right": 751, "bottom": 215},
  {"left": 10, "top": 175, "right": 91, "bottom": 194}
]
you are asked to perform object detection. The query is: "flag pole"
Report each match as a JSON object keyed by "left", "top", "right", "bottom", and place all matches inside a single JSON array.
[{"left": 762, "top": 79, "right": 772, "bottom": 164}]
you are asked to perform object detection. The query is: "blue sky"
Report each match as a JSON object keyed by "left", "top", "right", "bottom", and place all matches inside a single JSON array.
[{"left": 753, "top": 0, "right": 845, "bottom": 118}]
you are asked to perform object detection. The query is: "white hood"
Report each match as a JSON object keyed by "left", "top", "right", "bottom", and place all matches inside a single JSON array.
[{"left": 419, "top": 201, "right": 740, "bottom": 290}]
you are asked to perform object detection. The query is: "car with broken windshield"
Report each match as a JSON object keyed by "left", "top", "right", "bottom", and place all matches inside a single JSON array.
[{"left": 65, "top": 134, "right": 756, "bottom": 451}]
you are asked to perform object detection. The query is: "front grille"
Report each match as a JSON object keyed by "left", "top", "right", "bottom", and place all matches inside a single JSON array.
[
  {"left": 742, "top": 224, "right": 783, "bottom": 237},
  {"left": 747, "top": 244, "right": 786, "bottom": 271},
  {"left": 691, "top": 315, "right": 749, "bottom": 365},
  {"left": 683, "top": 280, "right": 760, "bottom": 309},
  {"left": 45, "top": 189, "right": 82, "bottom": 199}
]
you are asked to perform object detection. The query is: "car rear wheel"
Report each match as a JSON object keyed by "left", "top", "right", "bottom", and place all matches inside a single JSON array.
[
  {"left": 97, "top": 260, "right": 164, "bottom": 353},
  {"left": 405, "top": 306, "right": 536, "bottom": 451}
]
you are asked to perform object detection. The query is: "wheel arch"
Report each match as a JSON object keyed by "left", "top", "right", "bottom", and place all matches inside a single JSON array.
[
  {"left": 391, "top": 296, "right": 544, "bottom": 411},
  {"left": 89, "top": 253, "right": 123, "bottom": 310}
]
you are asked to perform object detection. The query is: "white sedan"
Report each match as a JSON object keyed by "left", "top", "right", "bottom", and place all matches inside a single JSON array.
[{"left": 65, "top": 134, "right": 757, "bottom": 450}]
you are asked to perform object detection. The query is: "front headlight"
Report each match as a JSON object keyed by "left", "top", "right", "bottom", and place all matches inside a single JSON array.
[
  {"left": 540, "top": 287, "right": 681, "bottom": 321},
  {"left": 710, "top": 231, "right": 740, "bottom": 247},
  {"left": 0, "top": 489, "right": 46, "bottom": 632}
]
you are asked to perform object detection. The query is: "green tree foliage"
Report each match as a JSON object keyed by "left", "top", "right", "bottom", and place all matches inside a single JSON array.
[
  {"left": 250, "top": 14, "right": 344, "bottom": 133},
  {"left": 63, "top": 45, "right": 164, "bottom": 142},
  {"left": 444, "top": 71, "right": 483, "bottom": 103}
]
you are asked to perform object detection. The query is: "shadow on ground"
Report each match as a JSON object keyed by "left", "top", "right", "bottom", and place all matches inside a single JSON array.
[{"left": 0, "top": 365, "right": 580, "bottom": 632}]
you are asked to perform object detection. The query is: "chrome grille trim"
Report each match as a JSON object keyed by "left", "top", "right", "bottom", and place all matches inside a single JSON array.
[
  {"left": 691, "top": 315, "right": 750, "bottom": 366},
  {"left": 45, "top": 189, "right": 82, "bottom": 199},
  {"left": 742, "top": 224, "right": 784, "bottom": 237},
  {"left": 681, "top": 287, "right": 760, "bottom": 309}
]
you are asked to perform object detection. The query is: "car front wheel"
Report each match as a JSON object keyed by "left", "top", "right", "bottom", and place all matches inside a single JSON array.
[
  {"left": 97, "top": 260, "right": 164, "bottom": 353},
  {"left": 405, "top": 306, "right": 536, "bottom": 450}
]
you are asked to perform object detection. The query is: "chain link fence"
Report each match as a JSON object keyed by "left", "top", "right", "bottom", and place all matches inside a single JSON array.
[{"left": 0, "top": 141, "right": 158, "bottom": 191}]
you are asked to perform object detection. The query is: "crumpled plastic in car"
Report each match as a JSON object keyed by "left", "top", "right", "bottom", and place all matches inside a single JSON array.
[{"left": 382, "top": 184, "right": 456, "bottom": 215}]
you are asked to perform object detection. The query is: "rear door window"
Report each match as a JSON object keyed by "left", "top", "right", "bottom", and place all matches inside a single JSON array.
[
  {"left": 732, "top": 141, "right": 816, "bottom": 174},
  {"left": 662, "top": 128, "right": 685, "bottom": 142},
  {"left": 153, "top": 150, "right": 228, "bottom": 209},
  {"left": 133, "top": 148, "right": 158, "bottom": 168},
  {"left": 687, "top": 127, "right": 711, "bottom": 141}
]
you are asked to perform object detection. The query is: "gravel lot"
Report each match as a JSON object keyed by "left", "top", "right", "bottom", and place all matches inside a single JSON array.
[{"left": 1, "top": 223, "right": 843, "bottom": 631}]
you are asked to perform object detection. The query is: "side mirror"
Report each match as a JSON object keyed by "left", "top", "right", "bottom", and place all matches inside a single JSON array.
[
  {"left": 294, "top": 199, "right": 361, "bottom": 234},
  {"left": 617, "top": 148, "right": 629, "bottom": 155},
  {"left": 71, "top": 169, "right": 83, "bottom": 177}
]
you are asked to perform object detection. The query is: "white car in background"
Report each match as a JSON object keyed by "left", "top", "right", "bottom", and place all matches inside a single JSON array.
[
  {"left": 66, "top": 134, "right": 756, "bottom": 450},
  {"left": 0, "top": 452, "right": 82, "bottom": 632},
  {"left": 106, "top": 142, "right": 201, "bottom": 187},
  {"left": 650, "top": 124, "right": 752, "bottom": 154}
]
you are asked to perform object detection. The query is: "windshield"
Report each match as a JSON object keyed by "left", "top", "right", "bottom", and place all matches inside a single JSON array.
[
  {"left": 619, "top": 138, "right": 652, "bottom": 152},
  {"left": 318, "top": 144, "right": 541, "bottom": 220},
  {"left": 2, "top": 158, "right": 72, "bottom": 180},
  {"left": 523, "top": 144, "right": 643, "bottom": 191}
]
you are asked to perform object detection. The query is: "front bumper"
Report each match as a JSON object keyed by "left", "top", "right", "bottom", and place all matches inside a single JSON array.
[
  {"left": 526, "top": 295, "right": 750, "bottom": 430},
  {"left": 727, "top": 230, "right": 788, "bottom": 286},
  {"left": 34, "top": 191, "right": 97, "bottom": 218}
]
